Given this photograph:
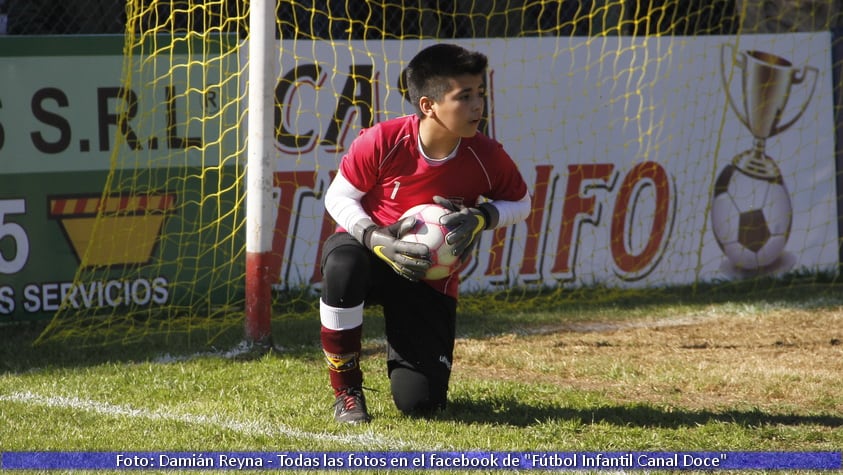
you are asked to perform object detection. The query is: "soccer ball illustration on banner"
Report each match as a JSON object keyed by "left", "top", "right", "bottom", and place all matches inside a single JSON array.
[
  {"left": 713, "top": 45, "right": 815, "bottom": 273},
  {"left": 399, "top": 203, "right": 460, "bottom": 280},
  {"left": 710, "top": 164, "right": 792, "bottom": 271}
]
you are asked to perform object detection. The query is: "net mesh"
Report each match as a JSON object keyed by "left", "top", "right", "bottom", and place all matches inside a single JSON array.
[{"left": 35, "top": 0, "right": 842, "bottom": 345}]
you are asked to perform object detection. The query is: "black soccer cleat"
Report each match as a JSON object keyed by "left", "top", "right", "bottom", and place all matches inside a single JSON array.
[{"left": 333, "top": 387, "right": 372, "bottom": 424}]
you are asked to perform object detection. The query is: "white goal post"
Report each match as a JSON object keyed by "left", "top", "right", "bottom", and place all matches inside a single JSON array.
[{"left": 244, "top": 0, "right": 276, "bottom": 346}]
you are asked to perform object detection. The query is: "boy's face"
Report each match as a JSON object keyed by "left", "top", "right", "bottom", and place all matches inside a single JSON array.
[{"left": 426, "top": 73, "right": 486, "bottom": 138}]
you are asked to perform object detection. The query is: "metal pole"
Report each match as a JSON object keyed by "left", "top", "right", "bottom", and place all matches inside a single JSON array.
[{"left": 244, "top": 0, "right": 275, "bottom": 346}]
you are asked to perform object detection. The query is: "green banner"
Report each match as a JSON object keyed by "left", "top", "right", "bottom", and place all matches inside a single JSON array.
[{"left": 0, "top": 36, "right": 243, "bottom": 321}]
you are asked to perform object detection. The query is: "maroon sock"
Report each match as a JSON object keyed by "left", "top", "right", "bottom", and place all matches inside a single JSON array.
[{"left": 320, "top": 325, "right": 363, "bottom": 395}]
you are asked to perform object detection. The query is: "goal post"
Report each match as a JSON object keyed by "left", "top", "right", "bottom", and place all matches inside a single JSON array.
[{"left": 244, "top": 0, "right": 277, "bottom": 347}]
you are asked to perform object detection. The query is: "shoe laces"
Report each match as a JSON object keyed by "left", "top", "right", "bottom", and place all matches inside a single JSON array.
[{"left": 339, "top": 387, "right": 365, "bottom": 410}]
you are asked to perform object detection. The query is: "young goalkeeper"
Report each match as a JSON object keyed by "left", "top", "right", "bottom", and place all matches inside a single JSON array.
[{"left": 320, "top": 43, "right": 531, "bottom": 423}]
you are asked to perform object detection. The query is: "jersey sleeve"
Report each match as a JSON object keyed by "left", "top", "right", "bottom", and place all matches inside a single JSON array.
[
  {"left": 480, "top": 140, "right": 531, "bottom": 228},
  {"left": 486, "top": 140, "right": 529, "bottom": 202},
  {"left": 338, "top": 126, "right": 383, "bottom": 194},
  {"left": 323, "top": 171, "right": 370, "bottom": 233}
]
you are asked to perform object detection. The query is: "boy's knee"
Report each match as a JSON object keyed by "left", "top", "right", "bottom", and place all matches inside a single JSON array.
[
  {"left": 321, "top": 241, "right": 370, "bottom": 306},
  {"left": 323, "top": 242, "right": 369, "bottom": 277},
  {"left": 390, "top": 367, "right": 446, "bottom": 415}
]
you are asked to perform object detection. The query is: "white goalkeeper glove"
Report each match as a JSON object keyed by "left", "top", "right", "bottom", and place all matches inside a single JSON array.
[
  {"left": 433, "top": 195, "right": 499, "bottom": 261},
  {"left": 352, "top": 217, "right": 432, "bottom": 281}
]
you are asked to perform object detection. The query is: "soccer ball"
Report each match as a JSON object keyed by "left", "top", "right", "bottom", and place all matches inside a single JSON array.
[
  {"left": 710, "top": 164, "right": 792, "bottom": 270},
  {"left": 399, "top": 203, "right": 460, "bottom": 280}
]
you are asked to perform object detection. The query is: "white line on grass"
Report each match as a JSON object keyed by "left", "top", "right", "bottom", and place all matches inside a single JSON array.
[{"left": 0, "top": 391, "right": 425, "bottom": 450}]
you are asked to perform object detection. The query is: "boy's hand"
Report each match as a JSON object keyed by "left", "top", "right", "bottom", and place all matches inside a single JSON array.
[
  {"left": 354, "top": 217, "right": 432, "bottom": 281},
  {"left": 433, "top": 196, "right": 499, "bottom": 260}
]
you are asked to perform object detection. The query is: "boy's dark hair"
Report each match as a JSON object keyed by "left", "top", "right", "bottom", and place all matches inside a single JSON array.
[{"left": 403, "top": 43, "right": 488, "bottom": 117}]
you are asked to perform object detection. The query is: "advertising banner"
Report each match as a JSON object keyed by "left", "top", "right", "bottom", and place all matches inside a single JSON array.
[
  {"left": 261, "top": 34, "right": 838, "bottom": 291},
  {"left": 0, "top": 36, "right": 242, "bottom": 321},
  {"left": 0, "top": 33, "right": 838, "bottom": 321}
]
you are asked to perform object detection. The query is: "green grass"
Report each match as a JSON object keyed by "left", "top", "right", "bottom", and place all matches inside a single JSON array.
[{"left": 1, "top": 281, "right": 842, "bottom": 473}]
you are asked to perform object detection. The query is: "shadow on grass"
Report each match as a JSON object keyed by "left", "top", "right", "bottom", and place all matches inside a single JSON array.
[
  {"left": 439, "top": 397, "right": 843, "bottom": 429},
  {"left": 4, "top": 314, "right": 842, "bottom": 433},
  {"left": 0, "top": 309, "right": 378, "bottom": 373}
]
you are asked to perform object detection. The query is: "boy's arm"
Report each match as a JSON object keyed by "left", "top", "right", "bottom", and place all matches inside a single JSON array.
[
  {"left": 325, "top": 171, "right": 431, "bottom": 281},
  {"left": 434, "top": 191, "right": 531, "bottom": 259},
  {"left": 485, "top": 191, "right": 531, "bottom": 228},
  {"left": 324, "top": 171, "right": 370, "bottom": 233}
]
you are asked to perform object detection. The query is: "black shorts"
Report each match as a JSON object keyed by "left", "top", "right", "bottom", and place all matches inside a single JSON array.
[{"left": 321, "top": 232, "right": 458, "bottom": 392}]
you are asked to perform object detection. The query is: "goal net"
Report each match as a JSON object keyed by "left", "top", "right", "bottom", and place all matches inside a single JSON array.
[{"left": 37, "top": 0, "right": 841, "bottom": 345}]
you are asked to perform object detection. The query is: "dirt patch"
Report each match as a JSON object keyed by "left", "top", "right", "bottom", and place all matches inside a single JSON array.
[{"left": 454, "top": 308, "right": 843, "bottom": 413}]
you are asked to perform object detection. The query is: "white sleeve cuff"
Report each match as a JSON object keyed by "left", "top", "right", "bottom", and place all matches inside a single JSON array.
[
  {"left": 489, "top": 191, "right": 531, "bottom": 229},
  {"left": 324, "top": 172, "right": 372, "bottom": 232}
]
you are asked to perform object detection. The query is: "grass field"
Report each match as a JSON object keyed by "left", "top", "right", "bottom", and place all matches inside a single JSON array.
[{"left": 1, "top": 280, "right": 842, "bottom": 473}]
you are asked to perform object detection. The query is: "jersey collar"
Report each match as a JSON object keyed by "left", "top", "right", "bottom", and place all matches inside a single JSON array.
[{"left": 417, "top": 134, "right": 460, "bottom": 167}]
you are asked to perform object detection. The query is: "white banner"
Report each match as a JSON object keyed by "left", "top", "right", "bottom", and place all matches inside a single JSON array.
[{"left": 256, "top": 34, "right": 838, "bottom": 290}]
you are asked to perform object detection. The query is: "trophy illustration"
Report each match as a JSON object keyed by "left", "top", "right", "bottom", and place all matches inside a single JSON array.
[{"left": 710, "top": 44, "right": 817, "bottom": 271}]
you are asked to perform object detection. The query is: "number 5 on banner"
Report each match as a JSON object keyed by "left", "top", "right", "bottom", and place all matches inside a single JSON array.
[{"left": 0, "top": 199, "right": 29, "bottom": 274}]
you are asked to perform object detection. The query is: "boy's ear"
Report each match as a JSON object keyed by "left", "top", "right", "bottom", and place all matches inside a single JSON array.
[{"left": 418, "top": 96, "right": 435, "bottom": 117}]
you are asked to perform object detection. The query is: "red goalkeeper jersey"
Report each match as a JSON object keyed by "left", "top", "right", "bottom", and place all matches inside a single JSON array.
[{"left": 338, "top": 114, "right": 528, "bottom": 297}]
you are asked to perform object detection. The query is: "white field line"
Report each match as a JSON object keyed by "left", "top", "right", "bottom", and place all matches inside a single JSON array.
[{"left": 0, "top": 391, "right": 428, "bottom": 450}]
